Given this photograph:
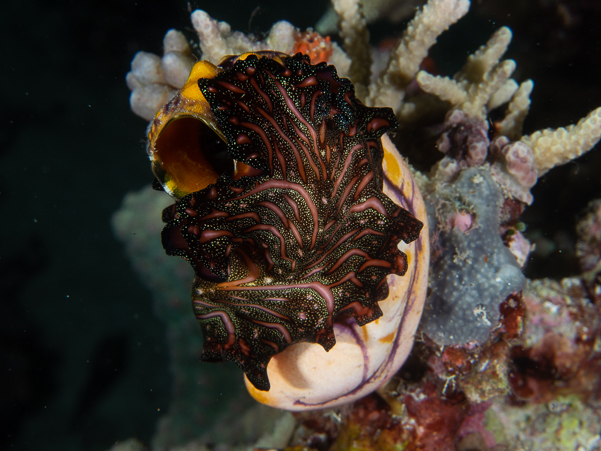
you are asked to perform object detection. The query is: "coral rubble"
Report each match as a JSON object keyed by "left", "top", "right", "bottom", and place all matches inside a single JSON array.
[{"left": 117, "top": 0, "right": 601, "bottom": 448}]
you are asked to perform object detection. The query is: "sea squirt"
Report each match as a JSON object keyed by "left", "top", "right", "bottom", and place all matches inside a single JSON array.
[{"left": 146, "top": 52, "right": 429, "bottom": 410}]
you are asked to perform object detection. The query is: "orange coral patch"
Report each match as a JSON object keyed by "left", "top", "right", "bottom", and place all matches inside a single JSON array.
[{"left": 293, "top": 31, "right": 333, "bottom": 64}]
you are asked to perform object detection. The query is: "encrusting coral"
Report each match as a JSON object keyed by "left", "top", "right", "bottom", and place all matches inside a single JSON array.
[{"left": 117, "top": 0, "right": 601, "bottom": 448}]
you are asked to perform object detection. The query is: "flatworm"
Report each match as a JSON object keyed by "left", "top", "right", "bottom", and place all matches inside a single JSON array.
[{"left": 147, "top": 52, "right": 423, "bottom": 392}]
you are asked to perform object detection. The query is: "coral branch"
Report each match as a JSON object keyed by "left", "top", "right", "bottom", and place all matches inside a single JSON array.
[
  {"left": 331, "top": 0, "right": 372, "bottom": 99},
  {"left": 367, "top": 0, "right": 470, "bottom": 111},
  {"left": 495, "top": 79, "right": 533, "bottom": 140},
  {"left": 416, "top": 28, "right": 517, "bottom": 120},
  {"left": 456, "top": 27, "right": 512, "bottom": 85},
  {"left": 190, "top": 10, "right": 230, "bottom": 63},
  {"left": 521, "top": 106, "right": 601, "bottom": 175}
]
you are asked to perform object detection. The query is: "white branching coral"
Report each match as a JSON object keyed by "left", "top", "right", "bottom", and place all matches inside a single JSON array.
[
  {"left": 331, "top": 0, "right": 372, "bottom": 99},
  {"left": 126, "top": 0, "right": 601, "bottom": 193},
  {"left": 385, "top": 11, "right": 600, "bottom": 202},
  {"left": 366, "top": 0, "right": 470, "bottom": 112},
  {"left": 125, "top": 21, "right": 301, "bottom": 121},
  {"left": 124, "top": 0, "right": 601, "bottom": 223},
  {"left": 125, "top": 0, "right": 601, "bottom": 214},
  {"left": 495, "top": 79, "right": 533, "bottom": 140},
  {"left": 521, "top": 107, "right": 601, "bottom": 175},
  {"left": 189, "top": 10, "right": 300, "bottom": 63},
  {"left": 415, "top": 26, "right": 517, "bottom": 120},
  {"left": 126, "top": 30, "right": 195, "bottom": 121},
  {"left": 126, "top": 12, "right": 353, "bottom": 121}
]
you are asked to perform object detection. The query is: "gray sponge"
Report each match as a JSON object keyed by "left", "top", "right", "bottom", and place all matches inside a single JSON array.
[{"left": 421, "top": 167, "right": 526, "bottom": 345}]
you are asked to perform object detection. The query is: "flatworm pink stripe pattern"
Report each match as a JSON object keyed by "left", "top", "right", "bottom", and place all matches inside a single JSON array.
[{"left": 160, "top": 53, "right": 423, "bottom": 391}]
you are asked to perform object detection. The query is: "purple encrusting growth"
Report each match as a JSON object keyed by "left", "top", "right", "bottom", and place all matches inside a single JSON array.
[
  {"left": 437, "top": 110, "right": 489, "bottom": 168},
  {"left": 435, "top": 110, "right": 539, "bottom": 205}
]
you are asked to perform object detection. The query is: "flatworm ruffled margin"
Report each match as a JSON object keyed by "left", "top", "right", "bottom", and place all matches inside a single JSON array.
[{"left": 158, "top": 53, "right": 423, "bottom": 391}]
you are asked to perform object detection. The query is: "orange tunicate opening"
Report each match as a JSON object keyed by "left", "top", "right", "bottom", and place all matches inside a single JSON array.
[{"left": 154, "top": 117, "right": 231, "bottom": 198}]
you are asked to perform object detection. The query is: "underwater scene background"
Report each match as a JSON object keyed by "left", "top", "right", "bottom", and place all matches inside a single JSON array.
[{"left": 2, "top": 0, "right": 601, "bottom": 450}]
